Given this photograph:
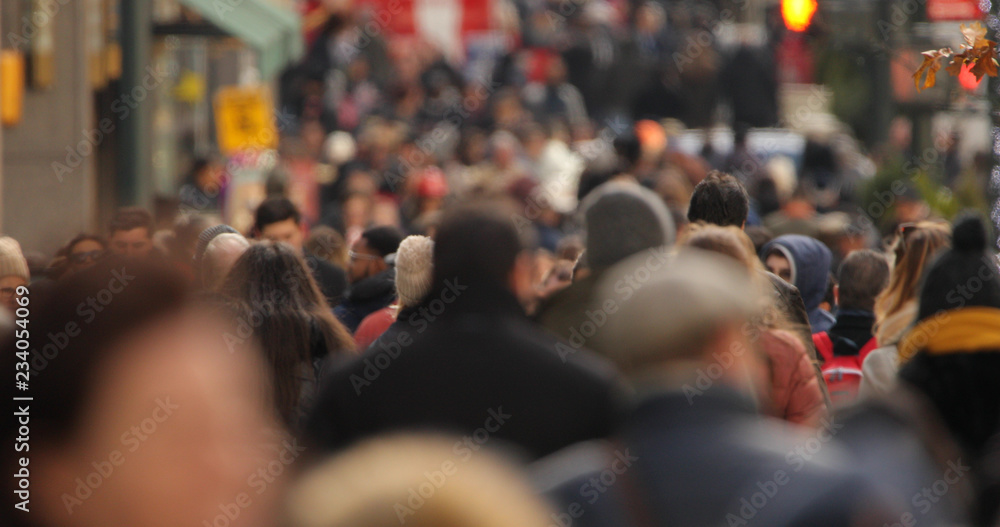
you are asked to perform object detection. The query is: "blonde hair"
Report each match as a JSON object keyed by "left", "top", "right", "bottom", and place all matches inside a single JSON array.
[
  {"left": 286, "top": 435, "right": 553, "bottom": 527},
  {"left": 874, "top": 221, "right": 951, "bottom": 329}
]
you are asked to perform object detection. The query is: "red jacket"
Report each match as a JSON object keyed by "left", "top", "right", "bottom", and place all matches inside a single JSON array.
[
  {"left": 760, "top": 329, "right": 827, "bottom": 427},
  {"left": 353, "top": 306, "right": 396, "bottom": 351}
]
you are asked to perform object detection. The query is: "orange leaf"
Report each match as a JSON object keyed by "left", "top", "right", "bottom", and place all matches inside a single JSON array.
[
  {"left": 946, "top": 54, "right": 967, "bottom": 76},
  {"left": 961, "top": 22, "right": 987, "bottom": 48},
  {"left": 971, "top": 45, "right": 999, "bottom": 80},
  {"left": 925, "top": 59, "right": 942, "bottom": 89},
  {"left": 914, "top": 55, "right": 944, "bottom": 90}
]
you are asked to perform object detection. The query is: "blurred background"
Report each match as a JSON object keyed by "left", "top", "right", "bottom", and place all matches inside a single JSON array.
[{"left": 0, "top": 0, "right": 998, "bottom": 255}]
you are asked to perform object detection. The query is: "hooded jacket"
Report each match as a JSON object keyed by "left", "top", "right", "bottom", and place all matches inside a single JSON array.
[{"left": 761, "top": 235, "right": 835, "bottom": 333}]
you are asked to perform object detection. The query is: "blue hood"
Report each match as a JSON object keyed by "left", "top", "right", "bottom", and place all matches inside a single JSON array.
[{"left": 760, "top": 235, "right": 831, "bottom": 313}]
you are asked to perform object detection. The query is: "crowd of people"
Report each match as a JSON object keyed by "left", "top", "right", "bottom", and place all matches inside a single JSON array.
[
  {"left": 3, "top": 1, "right": 1000, "bottom": 525},
  {"left": 3, "top": 163, "right": 1000, "bottom": 526}
]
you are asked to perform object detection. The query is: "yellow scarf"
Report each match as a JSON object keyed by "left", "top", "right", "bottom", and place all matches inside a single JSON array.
[{"left": 898, "top": 307, "right": 1000, "bottom": 363}]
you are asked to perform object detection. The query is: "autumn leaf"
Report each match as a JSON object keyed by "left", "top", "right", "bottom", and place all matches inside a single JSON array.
[
  {"left": 913, "top": 49, "right": 950, "bottom": 90},
  {"left": 961, "top": 22, "right": 988, "bottom": 48},
  {"left": 946, "top": 53, "right": 967, "bottom": 76},
  {"left": 971, "top": 44, "right": 999, "bottom": 80},
  {"left": 914, "top": 23, "right": 1000, "bottom": 90}
]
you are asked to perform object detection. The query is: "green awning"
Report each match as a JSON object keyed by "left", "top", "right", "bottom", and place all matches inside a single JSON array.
[{"left": 176, "top": 0, "right": 304, "bottom": 79}]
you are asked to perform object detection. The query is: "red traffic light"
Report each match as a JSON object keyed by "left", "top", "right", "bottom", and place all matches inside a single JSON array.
[{"left": 782, "top": 0, "right": 817, "bottom": 32}]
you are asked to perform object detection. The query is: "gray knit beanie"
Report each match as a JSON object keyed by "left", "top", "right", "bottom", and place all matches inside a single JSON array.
[{"left": 581, "top": 181, "right": 676, "bottom": 272}]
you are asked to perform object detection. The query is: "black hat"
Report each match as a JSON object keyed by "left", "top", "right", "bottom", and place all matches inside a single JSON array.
[{"left": 917, "top": 213, "right": 1000, "bottom": 321}]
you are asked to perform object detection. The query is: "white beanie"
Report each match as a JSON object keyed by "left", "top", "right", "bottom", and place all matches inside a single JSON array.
[
  {"left": 0, "top": 237, "right": 29, "bottom": 281},
  {"left": 395, "top": 235, "right": 434, "bottom": 308}
]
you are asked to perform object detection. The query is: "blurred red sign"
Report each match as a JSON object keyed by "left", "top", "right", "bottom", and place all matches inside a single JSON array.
[
  {"left": 926, "top": 0, "right": 983, "bottom": 21},
  {"left": 359, "top": 0, "right": 491, "bottom": 35}
]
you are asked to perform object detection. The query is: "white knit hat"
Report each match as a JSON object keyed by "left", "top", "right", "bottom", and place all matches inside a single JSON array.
[
  {"left": 0, "top": 237, "right": 29, "bottom": 281},
  {"left": 394, "top": 235, "right": 434, "bottom": 308}
]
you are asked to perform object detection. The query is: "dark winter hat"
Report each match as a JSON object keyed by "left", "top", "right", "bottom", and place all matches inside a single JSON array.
[
  {"left": 917, "top": 213, "right": 1000, "bottom": 321},
  {"left": 194, "top": 224, "right": 239, "bottom": 263},
  {"left": 581, "top": 181, "right": 675, "bottom": 272}
]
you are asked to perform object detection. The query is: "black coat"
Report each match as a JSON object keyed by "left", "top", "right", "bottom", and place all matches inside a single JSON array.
[
  {"left": 333, "top": 269, "right": 395, "bottom": 332},
  {"left": 306, "top": 281, "right": 623, "bottom": 460}
]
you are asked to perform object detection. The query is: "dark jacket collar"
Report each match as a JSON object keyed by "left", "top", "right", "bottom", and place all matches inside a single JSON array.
[
  {"left": 345, "top": 269, "right": 395, "bottom": 304},
  {"left": 424, "top": 278, "right": 526, "bottom": 320},
  {"left": 829, "top": 309, "right": 876, "bottom": 356}
]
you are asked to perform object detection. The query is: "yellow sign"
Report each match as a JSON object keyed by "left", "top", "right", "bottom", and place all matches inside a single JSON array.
[
  {"left": 214, "top": 85, "right": 278, "bottom": 154},
  {"left": 1, "top": 51, "right": 25, "bottom": 127}
]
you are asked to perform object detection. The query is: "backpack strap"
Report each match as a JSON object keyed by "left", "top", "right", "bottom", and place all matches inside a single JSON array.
[
  {"left": 858, "top": 336, "right": 879, "bottom": 361},
  {"left": 812, "top": 332, "right": 834, "bottom": 363}
]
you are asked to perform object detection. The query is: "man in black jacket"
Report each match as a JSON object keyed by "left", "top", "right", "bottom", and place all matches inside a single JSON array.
[
  {"left": 306, "top": 202, "right": 622, "bottom": 460},
  {"left": 333, "top": 226, "right": 404, "bottom": 332}
]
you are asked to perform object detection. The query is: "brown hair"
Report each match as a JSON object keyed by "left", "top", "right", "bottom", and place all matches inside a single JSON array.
[
  {"left": 305, "top": 226, "right": 349, "bottom": 270},
  {"left": 219, "top": 242, "right": 355, "bottom": 426},
  {"left": 874, "top": 221, "right": 951, "bottom": 325},
  {"left": 108, "top": 207, "right": 154, "bottom": 236}
]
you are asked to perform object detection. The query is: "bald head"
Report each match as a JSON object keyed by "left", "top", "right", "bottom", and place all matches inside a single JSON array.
[{"left": 202, "top": 233, "right": 250, "bottom": 291}]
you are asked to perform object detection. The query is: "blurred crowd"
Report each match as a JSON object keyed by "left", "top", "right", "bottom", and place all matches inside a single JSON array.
[
  {"left": 3, "top": 167, "right": 1000, "bottom": 526},
  {"left": 4, "top": 1, "right": 1000, "bottom": 526}
]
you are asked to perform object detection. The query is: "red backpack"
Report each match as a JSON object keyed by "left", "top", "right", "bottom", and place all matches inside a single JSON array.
[{"left": 812, "top": 332, "right": 878, "bottom": 406}]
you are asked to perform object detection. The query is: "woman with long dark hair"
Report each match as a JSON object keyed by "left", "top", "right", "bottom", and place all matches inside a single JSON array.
[{"left": 219, "top": 242, "right": 355, "bottom": 429}]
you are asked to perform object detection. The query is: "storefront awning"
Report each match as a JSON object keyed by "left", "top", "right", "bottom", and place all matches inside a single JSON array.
[{"left": 175, "top": 0, "right": 304, "bottom": 79}]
